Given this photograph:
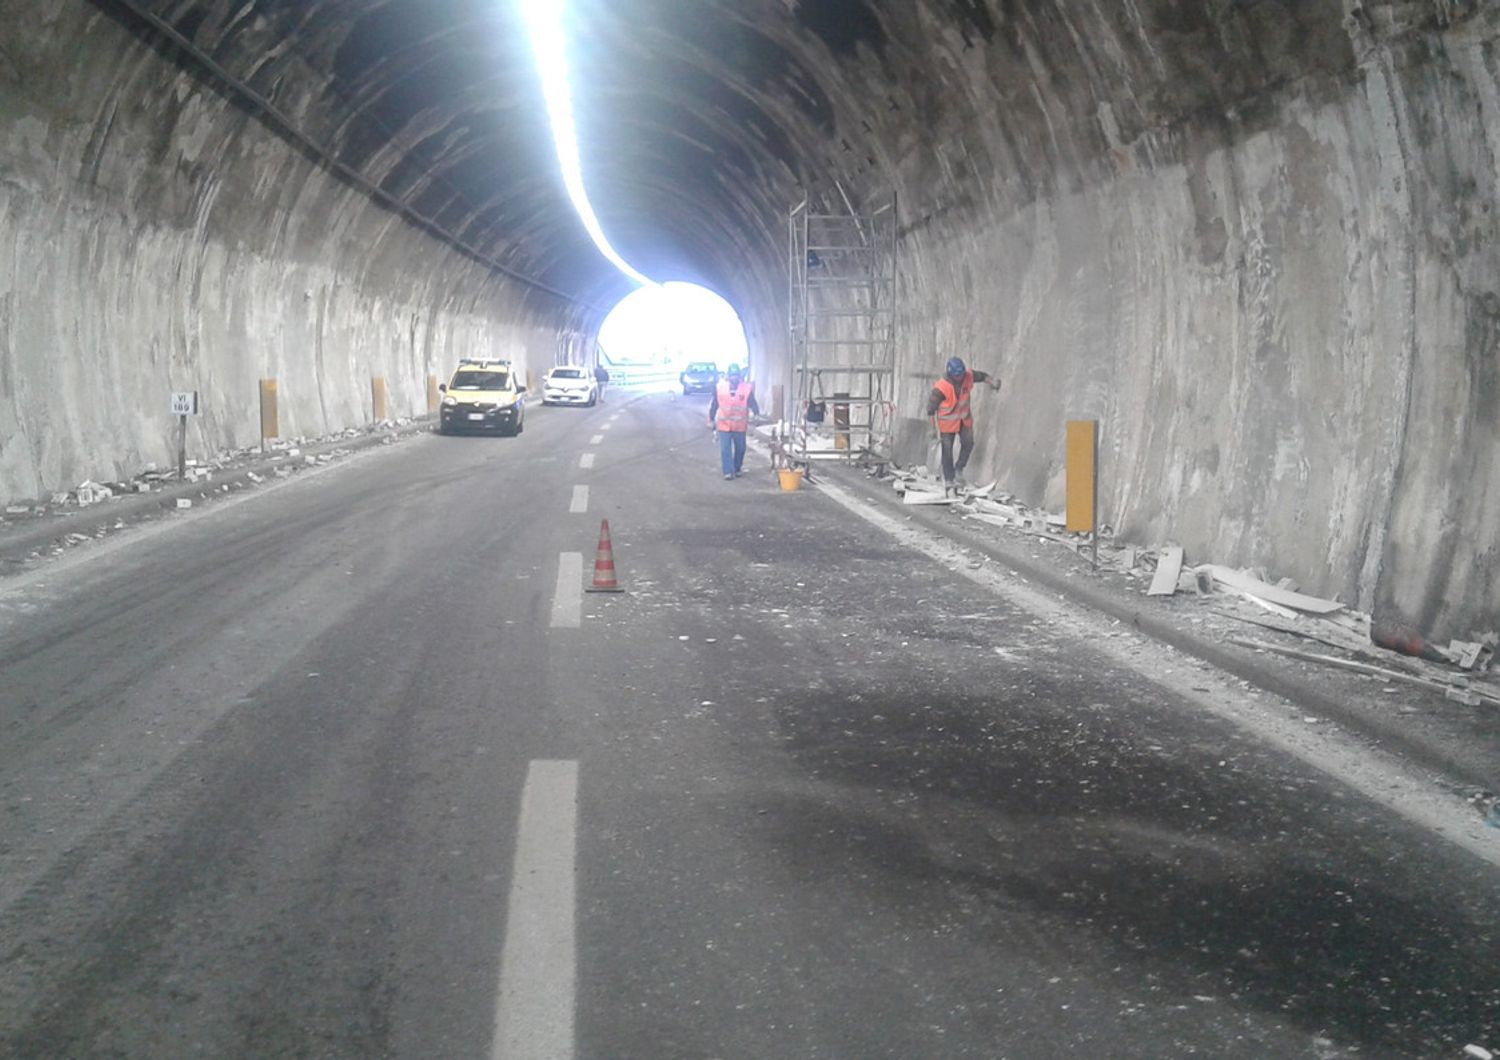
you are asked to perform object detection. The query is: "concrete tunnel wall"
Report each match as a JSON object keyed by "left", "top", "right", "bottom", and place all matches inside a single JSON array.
[
  {"left": 1, "top": 1, "right": 1497, "bottom": 646},
  {"left": 0, "top": 0, "right": 591, "bottom": 504},
  {"left": 797, "top": 2, "right": 1500, "bottom": 644}
]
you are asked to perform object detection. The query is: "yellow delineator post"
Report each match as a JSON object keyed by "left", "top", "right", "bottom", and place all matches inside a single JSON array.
[
  {"left": 371, "top": 376, "right": 387, "bottom": 422},
  {"left": 427, "top": 374, "right": 440, "bottom": 412},
  {"left": 259, "top": 379, "right": 279, "bottom": 451},
  {"left": 833, "top": 392, "right": 851, "bottom": 450},
  {"left": 1066, "top": 419, "right": 1099, "bottom": 567}
]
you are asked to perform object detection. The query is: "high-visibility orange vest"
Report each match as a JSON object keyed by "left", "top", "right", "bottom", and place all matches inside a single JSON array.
[
  {"left": 715, "top": 380, "right": 753, "bottom": 431},
  {"left": 933, "top": 371, "right": 973, "bottom": 433}
]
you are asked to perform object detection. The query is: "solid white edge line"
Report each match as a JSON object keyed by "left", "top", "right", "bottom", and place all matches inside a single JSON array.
[
  {"left": 492, "top": 759, "right": 578, "bottom": 1060},
  {"left": 579, "top": 452, "right": 595, "bottom": 469},
  {"left": 569, "top": 485, "right": 588, "bottom": 514},
  {"left": 807, "top": 471, "right": 1500, "bottom": 872},
  {"left": 550, "top": 552, "right": 582, "bottom": 628}
]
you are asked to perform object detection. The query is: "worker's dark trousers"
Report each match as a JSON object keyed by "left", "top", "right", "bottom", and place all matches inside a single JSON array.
[{"left": 939, "top": 424, "right": 973, "bottom": 482}]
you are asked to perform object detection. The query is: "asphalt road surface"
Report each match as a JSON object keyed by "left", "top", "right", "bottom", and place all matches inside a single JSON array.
[{"left": 1, "top": 391, "right": 1497, "bottom": 1059}]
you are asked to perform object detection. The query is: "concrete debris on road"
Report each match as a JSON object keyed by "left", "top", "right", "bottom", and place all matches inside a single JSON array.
[
  {"left": 1230, "top": 636, "right": 1500, "bottom": 708},
  {"left": 0, "top": 420, "right": 419, "bottom": 529},
  {"left": 876, "top": 459, "right": 1500, "bottom": 701}
]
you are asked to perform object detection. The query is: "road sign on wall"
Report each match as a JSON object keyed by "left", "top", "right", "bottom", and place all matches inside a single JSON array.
[{"left": 170, "top": 391, "right": 200, "bottom": 416}]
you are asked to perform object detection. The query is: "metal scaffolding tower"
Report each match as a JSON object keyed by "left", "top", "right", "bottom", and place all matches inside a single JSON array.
[{"left": 786, "top": 190, "right": 898, "bottom": 467}]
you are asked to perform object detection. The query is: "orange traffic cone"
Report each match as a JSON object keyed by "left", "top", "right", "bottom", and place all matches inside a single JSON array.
[{"left": 585, "top": 519, "right": 625, "bottom": 593}]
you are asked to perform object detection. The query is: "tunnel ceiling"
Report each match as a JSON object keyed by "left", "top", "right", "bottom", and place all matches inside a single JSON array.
[{"left": 104, "top": 0, "right": 1458, "bottom": 311}]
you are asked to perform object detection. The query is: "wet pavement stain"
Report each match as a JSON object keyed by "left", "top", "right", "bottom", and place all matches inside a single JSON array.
[{"left": 759, "top": 687, "right": 1500, "bottom": 1056}]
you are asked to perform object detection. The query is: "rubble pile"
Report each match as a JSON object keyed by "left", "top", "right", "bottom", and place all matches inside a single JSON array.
[
  {"left": 0, "top": 422, "right": 394, "bottom": 563},
  {"left": 877, "top": 463, "right": 1500, "bottom": 713}
]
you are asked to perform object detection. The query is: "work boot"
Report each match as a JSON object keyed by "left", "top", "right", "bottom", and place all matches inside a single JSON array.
[
  {"left": 724, "top": 473, "right": 734, "bottom": 481},
  {"left": 944, "top": 479, "right": 957, "bottom": 498}
]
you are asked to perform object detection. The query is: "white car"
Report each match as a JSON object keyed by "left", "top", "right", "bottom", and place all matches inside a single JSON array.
[{"left": 541, "top": 366, "right": 599, "bottom": 406}]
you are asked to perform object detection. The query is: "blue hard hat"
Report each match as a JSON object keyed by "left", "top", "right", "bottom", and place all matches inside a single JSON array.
[{"left": 945, "top": 357, "right": 966, "bottom": 378}]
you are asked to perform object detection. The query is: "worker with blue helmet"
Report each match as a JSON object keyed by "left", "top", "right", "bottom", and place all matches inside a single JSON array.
[{"left": 924, "top": 356, "right": 1001, "bottom": 496}]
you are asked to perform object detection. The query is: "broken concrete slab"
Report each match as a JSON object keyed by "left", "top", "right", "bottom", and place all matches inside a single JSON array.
[
  {"left": 1214, "top": 607, "right": 1374, "bottom": 656},
  {"left": 1198, "top": 565, "right": 1343, "bottom": 614},
  {"left": 1147, "top": 547, "right": 1184, "bottom": 596},
  {"left": 1235, "top": 590, "right": 1300, "bottom": 620},
  {"left": 964, "top": 512, "right": 1019, "bottom": 529},
  {"left": 903, "top": 491, "right": 957, "bottom": 506},
  {"left": 971, "top": 498, "right": 1021, "bottom": 520},
  {"left": 76, "top": 481, "right": 111, "bottom": 505},
  {"left": 1448, "top": 640, "right": 1489, "bottom": 671}
]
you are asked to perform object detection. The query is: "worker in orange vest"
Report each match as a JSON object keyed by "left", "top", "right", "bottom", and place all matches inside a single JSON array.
[
  {"left": 708, "top": 364, "right": 760, "bottom": 480},
  {"left": 925, "top": 356, "right": 1000, "bottom": 495}
]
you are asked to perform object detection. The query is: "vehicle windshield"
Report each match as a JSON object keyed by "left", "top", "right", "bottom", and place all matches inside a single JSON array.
[
  {"left": 551, "top": 368, "right": 585, "bottom": 379},
  {"left": 686, "top": 363, "right": 716, "bottom": 373},
  {"left": 453, "top": 371, "right": 510, "bottom": 390}
]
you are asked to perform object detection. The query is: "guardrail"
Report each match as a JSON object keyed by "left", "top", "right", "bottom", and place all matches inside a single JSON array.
[{"left": 603, "top": 366, "right": 680, "bottom": 388}]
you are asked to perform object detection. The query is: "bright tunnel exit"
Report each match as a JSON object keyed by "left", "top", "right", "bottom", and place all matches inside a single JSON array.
[{"left": 597, "top": 282, "right": 750, "bottom": 390}]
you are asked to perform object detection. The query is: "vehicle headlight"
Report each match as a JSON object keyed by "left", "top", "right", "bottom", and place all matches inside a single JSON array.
[{"left": 442, "top": 395, "right": 458, "bottom": 407}]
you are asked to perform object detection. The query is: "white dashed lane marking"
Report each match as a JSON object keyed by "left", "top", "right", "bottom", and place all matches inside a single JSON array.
[
  {"left": 549, "top": 553, "right": 582, "bottom": 628},
  {"left": 492, "top": 759, "right": 578, "bottom": 1060},
  {"left": 589, "top": 434, "right": 604, "bottom": 445},
  {"left": 579, "top": 452, "right": 595, "bottom": 469},
  {"left": 569, "top": 485, "right": 588, "bottom": 513}
]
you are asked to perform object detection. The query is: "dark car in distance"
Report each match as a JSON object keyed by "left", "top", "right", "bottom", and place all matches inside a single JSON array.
[{"left": 680, "top": 361, "right": 719, "bottom": 395}]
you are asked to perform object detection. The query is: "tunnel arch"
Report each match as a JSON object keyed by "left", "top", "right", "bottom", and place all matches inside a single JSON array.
[{"left": 1, "top": 0, "right": 1497, "bottom": 641}]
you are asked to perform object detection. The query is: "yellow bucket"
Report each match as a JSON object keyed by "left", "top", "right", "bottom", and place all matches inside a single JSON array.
[{"left": 777, "top": 468, "right": 804, "bottom": 492}]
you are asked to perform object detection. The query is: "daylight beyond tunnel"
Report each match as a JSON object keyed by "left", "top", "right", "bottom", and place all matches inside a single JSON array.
[
  {"left": 1, "top": 1, "right": 1497, "bottom": 642},
  {"left": 599, "top": 284, "right": 749, "bottom": 378}
]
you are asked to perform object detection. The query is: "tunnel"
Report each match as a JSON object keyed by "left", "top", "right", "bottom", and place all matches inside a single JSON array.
[{"left": 2, "top": 2, "right": 1497, "bottom": 639}]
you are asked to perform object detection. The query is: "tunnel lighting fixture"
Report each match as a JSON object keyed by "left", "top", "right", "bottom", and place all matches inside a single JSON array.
[{"left": 520, "top": 0, "right": 656, "bottom": 288}]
